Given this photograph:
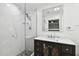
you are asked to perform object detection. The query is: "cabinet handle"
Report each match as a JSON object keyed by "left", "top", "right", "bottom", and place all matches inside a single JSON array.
[
  {"left": 66, "top": 48, "right": 69, "bottom": 51},
  {"left": 37, "top": 49, "right": 39, "bottom": 51},
  {"left": 43, "top": 43, "right": 45, "bottom": 48}
]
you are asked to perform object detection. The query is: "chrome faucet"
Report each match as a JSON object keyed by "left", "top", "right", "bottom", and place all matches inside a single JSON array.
[
  {"left": 50, "top": 34, "right": 52, "bottom": 38},
  {"left": 53, "top": 34, "right": 55, "bottom": 38},
  {"left": 50, "top": 34, "right": 56, "bottom": 38},
  {"left": 48, "top": 33, "right": 59, "bottom": 38}
]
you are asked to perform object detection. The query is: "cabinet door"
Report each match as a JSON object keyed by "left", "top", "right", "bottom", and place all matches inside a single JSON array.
[
  {"left": 51, "top": 44, "right": 61, "bottom": 56},
  {"left": 43, "top": 42, "right": 61, "bottom": 56},
  {"left": 62, "top": 44, "right": 75, "bottom": 56},
  {"left": 43, "top": 43, "right": 47, "bottom": 56},
  {"left": 34, "top": 40, "right": 43, "bottom": 56}
]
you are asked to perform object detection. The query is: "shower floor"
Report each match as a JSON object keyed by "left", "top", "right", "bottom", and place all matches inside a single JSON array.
[{"left": 18, "top": 50, "right": 34, "bottom": 56}]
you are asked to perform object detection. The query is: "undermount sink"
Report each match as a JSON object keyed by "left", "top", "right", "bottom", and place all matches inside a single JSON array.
[{"left": 50, "top": 38, "right": 62, "bottom": 42}]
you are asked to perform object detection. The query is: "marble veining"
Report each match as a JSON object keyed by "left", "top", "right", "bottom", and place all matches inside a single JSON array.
[{"left": 35, "top": 36, "right": 76, "bottom": 45}]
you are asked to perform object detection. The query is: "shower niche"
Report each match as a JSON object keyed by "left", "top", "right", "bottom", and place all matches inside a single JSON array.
[{"left": 42, "top": 5, "right": 63, "bottom": 31}]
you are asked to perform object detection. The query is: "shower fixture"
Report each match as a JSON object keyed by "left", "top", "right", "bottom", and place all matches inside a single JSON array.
[{"left": 25, "top": 12, "right": 32, "bottom": 21}]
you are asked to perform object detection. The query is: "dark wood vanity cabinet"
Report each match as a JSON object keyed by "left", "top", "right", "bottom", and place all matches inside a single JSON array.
[{"left": 34, "top": 39, "right": 75, "bottom": 56}]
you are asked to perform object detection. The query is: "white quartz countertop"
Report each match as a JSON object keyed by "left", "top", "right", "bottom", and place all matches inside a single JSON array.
[{"left": 34, "top": 36, "right": 76, "bottom": 45}]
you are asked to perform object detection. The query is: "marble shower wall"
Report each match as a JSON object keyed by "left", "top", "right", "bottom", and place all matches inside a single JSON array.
[{"left": 0, "top": 3, "right": 25, "bottom": 56}]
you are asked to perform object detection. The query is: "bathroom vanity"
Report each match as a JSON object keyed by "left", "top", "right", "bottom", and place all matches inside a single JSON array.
[{"left": 34, "top": 37, "right": 75, "bottom": 56}]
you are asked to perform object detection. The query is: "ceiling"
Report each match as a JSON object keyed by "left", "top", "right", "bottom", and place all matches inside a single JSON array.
[
  {"left": 14, "top": 3, "right": 58, "bottom": 13},
  {"left": 26, "top": 3, "right": 58, "bottom": 12},
  {"left": 14, "top": 3, "right": 25, "bottom": 13}
]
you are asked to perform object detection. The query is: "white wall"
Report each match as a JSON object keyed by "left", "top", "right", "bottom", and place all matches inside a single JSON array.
[
  {"left": 64, "top": 4, "right": 79, "bottom": 56},
  {"left": 0, "top": 4, "right": 25, "bottom": 56},
  {"left": 37, "top": 3, "right": 79, "bottom": 56}
]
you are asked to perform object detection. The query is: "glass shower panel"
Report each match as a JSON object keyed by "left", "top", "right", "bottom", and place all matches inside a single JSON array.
[
  {"left": 25, "top": 6, "right": 37, "bottom": 55},
  {"left": 26, "top": 13, "right": 33, "bottom": 54}
]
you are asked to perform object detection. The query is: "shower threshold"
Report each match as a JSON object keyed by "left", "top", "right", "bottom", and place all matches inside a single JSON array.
[{"left": 17, "top": 50, "right": 34, "bottom": 56}]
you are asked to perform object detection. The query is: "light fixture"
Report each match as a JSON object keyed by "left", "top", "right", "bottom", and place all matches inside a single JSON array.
[
  {"left": 6, "top": 4, "right": 11, "bottom": 7},
  {"left": 6, "top": 4, "right": 20, "bottom": 15},
  {"left": 51, "top": 21, "right": 54, "bottom": 23},
  {"left": 54, "top": 7, "right": 60, "bottom": 11}
]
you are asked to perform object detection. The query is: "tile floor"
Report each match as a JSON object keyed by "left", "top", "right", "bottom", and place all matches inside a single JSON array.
[{"left": 18, "top": 50, "right": 34, "bottom": 56}]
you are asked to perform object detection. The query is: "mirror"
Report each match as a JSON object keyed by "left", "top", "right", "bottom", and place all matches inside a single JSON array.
[{"left": 42, "top": 5, "right": 63, "bottom": 32}]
